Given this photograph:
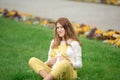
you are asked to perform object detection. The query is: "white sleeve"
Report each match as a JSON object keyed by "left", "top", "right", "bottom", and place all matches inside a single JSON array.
[
  {"left": 46, "top": 40, "right": 54, "bottom": 61},
  {"left": 69, "top": 41, "right": 82, "bottom": 68}
]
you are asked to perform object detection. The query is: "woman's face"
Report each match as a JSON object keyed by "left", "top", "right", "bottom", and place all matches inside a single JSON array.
[{"left": 56, "top": 23, "right": 65, "bottom": 39}]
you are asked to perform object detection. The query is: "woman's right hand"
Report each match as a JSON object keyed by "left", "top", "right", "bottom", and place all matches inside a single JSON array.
[
  {"left": 46, "top": 57, "right": 57, "bottom": 67},
  {"left": 46, "top": 56, "right": 66, "bottom": 67}
]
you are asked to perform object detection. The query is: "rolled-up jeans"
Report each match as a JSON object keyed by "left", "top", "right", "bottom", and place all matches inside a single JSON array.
[{"left": 28, "top": 57, "right": 77, "bottom": 80}]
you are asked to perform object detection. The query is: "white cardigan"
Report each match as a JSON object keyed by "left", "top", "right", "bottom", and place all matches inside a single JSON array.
[{"left": 47, "top": 39, "right": 82, "bottom": 69}]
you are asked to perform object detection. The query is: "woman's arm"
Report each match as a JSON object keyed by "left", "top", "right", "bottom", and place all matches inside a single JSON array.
[
  {"left": 45, "top": 40, "right": 57, "bottom": 67},
  {"left": 46, "top": 40, "right": 54, "bottom": 61},
  {"left": 68, "top": 41, "right": 82, "bottom": 69}
]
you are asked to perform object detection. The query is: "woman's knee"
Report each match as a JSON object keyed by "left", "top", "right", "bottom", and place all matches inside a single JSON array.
[
  {"left": 28, "top": 57, "right": 37, "bottom": 65},
  {"left": 59, "top": 60, "right": 71, "bottom": 68},
  {"left": 61, "top": 60, "right": 69, "bottom": 64}
]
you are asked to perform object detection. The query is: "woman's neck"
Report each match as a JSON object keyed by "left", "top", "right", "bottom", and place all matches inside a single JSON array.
[{"left": 61, "top": 37, "right": 65, "bottom": 41}]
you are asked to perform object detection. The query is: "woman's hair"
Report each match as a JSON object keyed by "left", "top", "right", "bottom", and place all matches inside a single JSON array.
[{"left": 52, "top": 17, "right": 82, "bottom": 48}]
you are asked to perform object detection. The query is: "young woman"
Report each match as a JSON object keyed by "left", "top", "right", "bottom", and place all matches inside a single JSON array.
[{"left": 28, "top": 17, "right": 82, "bottom": 80}]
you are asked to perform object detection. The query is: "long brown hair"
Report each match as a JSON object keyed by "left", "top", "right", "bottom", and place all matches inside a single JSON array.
[{"left": 52, "top": 17, "right": 82, "bottom": 48}]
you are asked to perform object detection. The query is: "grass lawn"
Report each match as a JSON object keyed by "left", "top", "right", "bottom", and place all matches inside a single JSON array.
[{"left": 0, "top": 17, "right": 120, "bottom": 80}]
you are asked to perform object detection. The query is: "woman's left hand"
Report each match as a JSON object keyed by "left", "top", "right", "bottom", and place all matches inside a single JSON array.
[
  {"left": 46, "top": 57, "right": 57, "bottom": 67},
  {"left": 58, "top": 56, "right": 65, "bottom": 61}
]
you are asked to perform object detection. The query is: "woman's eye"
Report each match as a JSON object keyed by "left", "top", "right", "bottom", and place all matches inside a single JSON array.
[
  {"left": 56, "top": 27, "right": 59, "bottom": 29},
  {"left": 56, "top": 26, "right": 63, "bottom": 29}
]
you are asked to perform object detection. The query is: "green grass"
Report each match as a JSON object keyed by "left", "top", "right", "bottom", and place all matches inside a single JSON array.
[{"left": 0, "top": 17, "right": 120, "bottom": 80}]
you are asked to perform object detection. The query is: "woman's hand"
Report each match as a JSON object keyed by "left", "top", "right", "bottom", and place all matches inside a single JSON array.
[
  {"left": 46, "top": 57, "right": 57, "bottom": 67},
  {"left": 46, "top": 56, "right": 65, "bottom": 67},
  {"left": 58, "top": 56, "right": 65, "bottom": 61}
]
